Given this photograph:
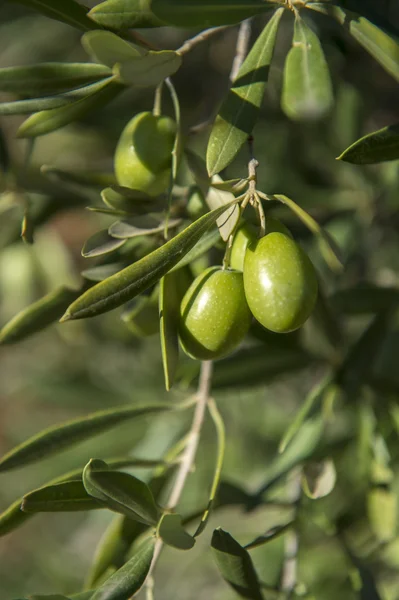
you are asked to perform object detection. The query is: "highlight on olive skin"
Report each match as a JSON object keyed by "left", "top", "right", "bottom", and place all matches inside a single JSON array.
[
  {"left": 114, "top": 111, "right": 176, "bottom": 197},
  {"left": 179, "top": 266, "right": 252, "bottom": 360},
  {"left": 243, "top": 231, "right": 318, "bottom": 333}
]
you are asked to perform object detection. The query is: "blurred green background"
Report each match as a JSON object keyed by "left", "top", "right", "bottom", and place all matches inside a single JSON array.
[{"left": 0, "top": 2, "right": 399, "bottom": 599}]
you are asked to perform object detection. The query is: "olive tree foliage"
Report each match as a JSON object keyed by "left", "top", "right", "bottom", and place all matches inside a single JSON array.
[{"left": 0, "top": 0, "right": 398, "bottom": 599}]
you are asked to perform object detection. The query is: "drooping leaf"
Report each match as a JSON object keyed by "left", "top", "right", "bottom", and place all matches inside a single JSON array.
[
  {"left": 114, "top": 51, "right": 182, "bottom": 87},
  {"left": 89, "top": 0, "right": 165, "bottom": 29},
  {"left": 83, "top": 460, "right": 160, "bottom": 525},
  {"left": 211, "top": 528, "right": 263, "bottom": 600},
  {"left": 308, "top": 3, "right": 399, "bottom": 82},
  {"left": 0, "top": 286, "right": 82, "bottom": 345},
  {"left": 205, "top": 177, "right": 240, "bottom": 241},
  {"left": 0, "top": 402, "right": 183, "bottom": 472},
  {"left": 22, "top": 481, "right": 101, "bottom": 513},
  {"left": 170, "top": 227, "right": 220, "bottom": 272},
  {"left": 11, "top": 0, "right": 96, "bottom": 30},
  {"left": 108, "top": 215, "right": 181, "bottom": 239},
  {"left": 282, "top": 14, "right": 334, "bottom": 121},
  {"left": 41, "top": 165, "right": 117, "bottom": 188},
  {"left": 158, "top": 513, "right": 195, "bottom": 550},
  {"left": 61, "top": 200, "right": 239, "bottom": 321},
  {"left": 90, "top": 536, "right": 155, "bottom": 600},
  {"left": 152, "top": 0, "right": 276, "bottom": 27},
  {"left": 302, "top": 459, "right": 337, "bottom": 499},
  {"left": 82, "top": 31, "right": 141, "bottom": 69},
  {"left": 82, "top": 230, "right": 127, "bottom": 258},
  {"left": 244, "top": 522, "right": 294, "bottom": 550},
  {"left": 17, "top": 78, "right": 123, "bottom": 138},
  {"left": 101, "top": 186, "right": 160, "bottom": 213},
  {"left": 206, "top": 8, "right": 284, "bottom": 175},
  {"left": 0, "top": 63, "right": 110, "bottom": 96},
  {"left": 337, "top": 123, "right": 399, "bottom": 164},
  {"left": 159, "top": 269, "right": 191, "bottom": 390}
]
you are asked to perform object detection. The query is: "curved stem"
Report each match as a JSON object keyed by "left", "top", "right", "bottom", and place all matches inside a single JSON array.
[{"left": 178, "top": 26, "right": 232, "bottom": 55}]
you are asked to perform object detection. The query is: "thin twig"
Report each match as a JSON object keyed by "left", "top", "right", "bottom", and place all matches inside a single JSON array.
[
  {"left": 230, "top": 18, "right": 252, "bottom": 82},
  {"left": 148, "top": 361, "right": 214, "bottom": 579},
  {"left": 280, "top": 468, "right": 302, "bottom": 597},
  {"left": 178, "top": 26, "right": 232, "bottom": 55}
]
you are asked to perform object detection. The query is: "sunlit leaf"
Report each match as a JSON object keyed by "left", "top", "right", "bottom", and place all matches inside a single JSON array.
[
  {"left": 211, "top": 528, "right": 263, "bottom": 600},
  {"left": 82, "top": 31, "right": 141, "bottom": 69},
  {"left": 152, "top": 0, "right": 276, "bottom": 27},
  {"left": 337, "top": 123, "right": 399, "bottom": 164},
  {"left": 282, "top": 14, "right": 333, "bottom": 121},
  {"left": 89, "top": 0, "right": 165, "bottom": 29},
  {"left": 170, "top": 227, "right": 220, "bottom": 273},
  {"left": 0, "top": 63, "right": 111, "bottom": 96},
  {"left": 302, "top": 459, "right": 337, "bottom": 499},
  {"left": 61, "top": 200, "right": 239, "bottom": 321},
  {"left": 114, "top": 51, "right": 182, "bottom": 87},
  {"left": 108, "top": 215, "right": 181, "bottom": 239},
  {"left": 17, "top": 78, "right": 123, "bottom": 138},
  {"left": 206, "top": 9, "right": 284, "bottom": 175},
  {"left": 205, "top": 177, "right": 240, "bottom": 241},
  {"left": 12, "top": 0, "right": 96, "bottom": 30},
  {"left": 308, "top": 3, "right": 399, "bottom": 82},
  {"left": 101, "top": 185, "right": 162, "bottom": 213},
  {"left": 83, "top": 459, "right": 160, "bottom": 525},
  {"left": 82, "top": 230, "right": 127, "bottom": 258},
  {"left": 158, "top": 513, "right": 195, "bottom": 550}
]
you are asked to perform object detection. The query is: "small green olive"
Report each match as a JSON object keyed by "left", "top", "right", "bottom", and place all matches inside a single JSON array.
[
  {"left": 243, "top": 232, "right": 318, "bottom": 333},
  {"left": 230, "top": 218, "right": 292, "bottom": 271},
  {"left": 114, "top": 111, "right": 176, "bottom": 197},
  {"left": 179, "top": 266, "right": 252, "bottom": 360}
]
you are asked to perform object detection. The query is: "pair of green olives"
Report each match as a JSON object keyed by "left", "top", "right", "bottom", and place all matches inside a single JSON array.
[
  {"left": 179, "top": 219, "right": 318, "bottom": 361},
  {"left": 114, "top": 111, "right": 176, "bottom": 197}
]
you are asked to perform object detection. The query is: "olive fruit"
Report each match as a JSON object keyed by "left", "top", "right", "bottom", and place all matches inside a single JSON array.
[
  {"left": 243, "top": 232, "right": 318, "bottom": 333},
  {"left": 230, "top": 219, "right": 292, "bottom": 272},
  {"left": 114, "top": 111, "right": 176, "bottom": 196},
  {"left": 179, "top": 266, "right": 252, "bottom": 360}
]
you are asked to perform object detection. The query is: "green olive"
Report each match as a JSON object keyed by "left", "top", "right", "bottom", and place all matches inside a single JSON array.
[
  {"left": 230, "top": 219, "right": 292, "bottom": 271},
  {"left": 114, "top": 111, "right": 176, "bottom": 197},
  {"left": 179, "top": 266, "right": 252, "bottom": 360},
  {"left": 243, "top": 232, "right": 318, "bottom": 333}
]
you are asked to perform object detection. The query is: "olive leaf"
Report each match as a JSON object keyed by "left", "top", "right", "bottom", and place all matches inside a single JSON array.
[
  {"left": 108, "top": 215, "right": 181, "bottom": 239},
  {"left": 157, "top": 513, "right": 195, "bottom": 550},
  {"left": 101, "top": 186, "right": 162, "bottom": 214},
  {"left": 205, "top": 178, "right": 240, "bottom": 241},
  {"left": 83, "top": 460, "right": 160, "bottom": 525},
  {"left": 302, "top": 459, "right": 337, "bottom": 499},
  {"left": 88, "top": 0, "right": 165, "bottom": 29},
  {"left": 152, "top": 0, "right": 277, "bottom": 27},
  {"left": 61, "top": 200, "right": 239, "bottom": 321},
  {"left": 90, "top": 536, "right": 155, "bottom": 600},
  {"left": 282, "top": 14, "right": 333, "bottom": 121},
  {"left": 206, "top": 8, "right": 284, "bottom": 175},
  {"left": 0, "top": 286, "right": 82, "bottom": 345},
  {"left": 337, "top": 122, "right": 399, "bottom": 164},
  {"left": 0, "top": 402, "right": 183, "bottom": 472},
  {"left": 17, "top": 78, "right": 123, "bottom": 138},
  {"left": 82, "top": 230, "right": 127, "bottom": 258},
  {"left": 82, "top": 31, "right": 141, "bottom": 69},
  {"left": 22, "top": 481, "right": 102, "bottom": 513},
  {"left": 0, "top": 63, "right": 111, "bottom": 96},
  {"left": 12, "top": 0, "right": 96, "bottom": 31},
  {"left": 308, "top": 3, "right": 399, "bottom": 82},
  {"left": 211, "top": 528, "right": 263, "bottom": 600},
  {"left": 41, "top": 165, "right": 117, "bottom": 188},
  {"left": 114, "top": 51, "right": 182, "bottom": 87},
  {"left": 170, "top": 227, "right": 220, "bottom": 273}
]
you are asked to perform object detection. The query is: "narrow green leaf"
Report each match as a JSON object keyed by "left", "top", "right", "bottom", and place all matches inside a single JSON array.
[
  {"left": 82, "top": 31, "right": 141, "bottom": 68},
  {"left": 244, "top": 522, "right": 293, "bottom": 550},
  {"left": 108, "top": 215, "right": 181, "bottom": 239},
  {"left": 152, "top": 0, "right": 276, "bottom": 27},
  {"left": 211, "top": 528, "right": 263, "bottom": 600},
  {"left": 337, "top": 123, "right": 399, "bottom": 164},
  {"left": 194, "top": 398, "right": 226, "bottom": 536},
  {"left": 22, "top": 481, "right": 101, "bottom": 513},
  {"left": 211, "top": 178, "right": 248, "bottom": 194},
  {"left": 11, "top": 0, "right": 96, "bottom": 30},
  {"left": 0, "top": 402, "right": 184, "bottom": 472},
  {"left": 89, "top": 0, "right": 165, "bottom": 29},
  {"left": 302, "top": 459, "right": 336, "bottom": 499},
  {"left": 0, "top": 498, "right": 31, "bottom": 538},
  {"left": 279, "top": 374, "right": 334, "bottom": 454},
  {"left": 170, "top": 227, "right": 220, "bottom": 273},
  {"left": 82, "top": 230, "right": 127, "bottom": 258},
  {"left": 101, "top": 186, "right": 159, "bottom": 213},
  {"left": 114, "top": 51, "right": 182, "bottom": 87},
  {"left": 158, "top": 513, "right": 195, "bottom": 550},
  {"left": 17, "top": 78, "right": 123, "bottom": 138},
  {"left": 159, "top": 269, "right": 191, "bottom": 390},
  {"left": 91, "top": 536, "right": 155, "bottom": 600},
  {"left": 83, "top": 460, "right": 160, "bottom": 525},
  {"left": 206, "top": 8, "right": 283, "bottom": 175},
  {"left": 282, "top": 14, "right": 333, "bottom": 121},
  {"left": 41, "top": 165, "right": 117, "bottom": 188},
  {"left": 0, "top": 63, "right": 110, "bottom": 96},
  {"left": 205, "top": 179, "right": 240, "bottom": 241},
  {"left": 0, "top": 286, "right": 82, "bottom": 345},
  {"left": 61, "top": 200, "right": 239, "bottom": 321},
  {"left": 308, "top": 3, "right": 399, "bottom": 82}
]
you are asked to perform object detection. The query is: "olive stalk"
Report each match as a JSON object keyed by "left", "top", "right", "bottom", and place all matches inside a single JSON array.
[
  {"left": 230, "top": 18, "right": 252, "bottom": 82},
  {"left": 164, "top": 77, "right": 181, "bottom": 240}
]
